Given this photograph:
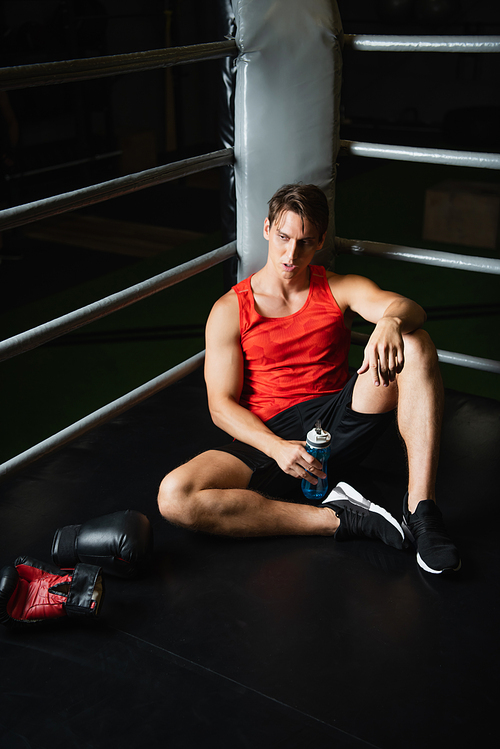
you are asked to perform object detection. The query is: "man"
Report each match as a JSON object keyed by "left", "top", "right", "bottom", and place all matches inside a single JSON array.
[{"left": 158, "top": 184, "right": 460, "bottom": 574}]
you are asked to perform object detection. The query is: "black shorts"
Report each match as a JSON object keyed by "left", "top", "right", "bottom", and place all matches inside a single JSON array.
[{"left": 214, "top": 374, "right": 395, "bottom": 501}]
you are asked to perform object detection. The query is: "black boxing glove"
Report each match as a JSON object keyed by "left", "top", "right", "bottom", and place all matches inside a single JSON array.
[
  {"left": 0, "top": 556, "right": 103, "bottom": 627},
  {"left": 51, "top": 510, "right": 153, "bottom": 579}
]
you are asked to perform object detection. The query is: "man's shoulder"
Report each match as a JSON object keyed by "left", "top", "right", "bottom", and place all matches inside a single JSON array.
[
  {"left": 326, "top": 270, "right": 369, "bottom": 288},
  {"left": 207, "top": 289, "right": 240, "bottom": 334},
  {"left": 325, "top": 270, "right": 346, "bottom": 288},
  {"left": 211, "top": 287, "right": 239, "bottom": 314},
  {"left": 206, "top": 289, "right": 241, "bottom": 346},
  {"left": 325, "top": 271, "right": 377, "bottom": 311}
]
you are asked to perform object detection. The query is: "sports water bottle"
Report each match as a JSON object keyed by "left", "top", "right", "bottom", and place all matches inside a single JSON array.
[{"left": 301, "top": 420, "right": 331, "bottom": 501}]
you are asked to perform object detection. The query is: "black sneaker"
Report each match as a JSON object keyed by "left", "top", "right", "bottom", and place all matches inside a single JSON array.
[
  {"left": 323, "top": 482, "right": 405, "bottom": 550},
  {"left": 402, "top": 495, "right": 461, "bottom": 574}
]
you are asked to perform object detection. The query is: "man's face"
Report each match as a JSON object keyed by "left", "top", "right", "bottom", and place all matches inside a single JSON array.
[{"left": 264, "top": 210, "right": 325, "bottom": 279}]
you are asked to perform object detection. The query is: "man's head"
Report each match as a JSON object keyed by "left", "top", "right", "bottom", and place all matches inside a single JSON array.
[
  {"left": 267, "top": 183, "right": 329, "bottom": 241},
  {"left": 264, "top": 184, "right": 329, "bottom": 279}
]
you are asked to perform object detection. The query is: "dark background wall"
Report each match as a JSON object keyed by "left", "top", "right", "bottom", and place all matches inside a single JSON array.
[
  {"left": 0, "top": 0, "right": 221, "bottom": 204},
  {"left": 338, "top": 0, "right": 500, "bottom": 154}
]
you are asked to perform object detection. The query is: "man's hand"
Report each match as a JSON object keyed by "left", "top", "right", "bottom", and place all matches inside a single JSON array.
[
  {"left": 330, "top": 274, "right": 425, "bottom": 389},
  {"left": 271, "top": 440, "right": 326, "bottom": 484},
  {"left": 357, "top": 316, "right": 405, "bottom": 387}
]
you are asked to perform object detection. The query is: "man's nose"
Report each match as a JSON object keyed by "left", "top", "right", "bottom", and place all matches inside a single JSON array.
[{"left": 285, "top": 240, "right": 297, "bottom": 260}]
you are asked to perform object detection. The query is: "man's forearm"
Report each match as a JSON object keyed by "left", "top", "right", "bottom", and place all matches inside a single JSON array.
[
  {"left": 381, "top": 298, "right": 426, "bottom": 334},
  {"left": 358, "top": 297, "right": 427, "bottom": 385},
  {"left": 209, "top": 395, "right": 285, "bottom": 460}
]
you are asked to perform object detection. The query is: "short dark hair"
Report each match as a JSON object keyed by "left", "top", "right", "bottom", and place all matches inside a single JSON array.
[{"left": 268, "top": 183, "right": 329, "bottom": 239}]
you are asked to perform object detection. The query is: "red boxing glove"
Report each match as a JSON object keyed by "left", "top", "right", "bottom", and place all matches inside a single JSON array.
[{"left": 0, "top": 556, "right": 104, "bottom": 627}]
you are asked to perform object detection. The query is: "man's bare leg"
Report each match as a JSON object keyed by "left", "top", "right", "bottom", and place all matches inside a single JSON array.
[
  {"left": 352, "top": 328, "right": 443, "bottom": 512},
  {"left": 392, "top": 330, "right": 443, "bottom": 511},
  {"left": 352, "top": 328, "right": 459, "bottom": 572},
  {"left": 158, "top": 450, "right": 340, "bottom": 537}
]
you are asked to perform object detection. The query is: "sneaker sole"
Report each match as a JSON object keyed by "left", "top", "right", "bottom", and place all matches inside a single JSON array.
[
  {"left": 416, "top": 552, "right": 462, "bottom": 575},
  {"left": 403, "top": 517, "right": 461, "bottom": 574},
  {"left": 326, "top": 482, "right": 405, "bottom": 544}
]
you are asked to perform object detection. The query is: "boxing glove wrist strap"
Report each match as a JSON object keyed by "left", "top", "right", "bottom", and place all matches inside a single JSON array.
[
  {"left": 51, "top": 524, "right": 81, "bottom": 568},
  {"left": 64, "top": 563, "right": 103, "bottom": 617}
]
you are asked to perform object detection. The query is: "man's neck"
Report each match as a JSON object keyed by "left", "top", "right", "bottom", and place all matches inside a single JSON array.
[
  {"left": 250, "top": 264, "right": 312, "bottom": 317},
  {"left": 254, "top": 262, "right": 311, "bottom": 296}
]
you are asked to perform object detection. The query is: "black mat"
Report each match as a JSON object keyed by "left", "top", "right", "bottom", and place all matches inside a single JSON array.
[{"left": 1, "top": 367, "right": 499, "bottom": 749}]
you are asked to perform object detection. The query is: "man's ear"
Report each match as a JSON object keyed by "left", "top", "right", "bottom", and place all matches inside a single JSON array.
[
  {"left": 263, "top": 217, "right": 270, "bottom": 240},
  {"left": 317, "top": 232, "right": 326, "bottom": 251}
]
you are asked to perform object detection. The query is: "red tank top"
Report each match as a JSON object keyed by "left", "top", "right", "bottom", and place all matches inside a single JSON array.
[{"left": 233, "top": 265, "right": 351, "bottom": 421}]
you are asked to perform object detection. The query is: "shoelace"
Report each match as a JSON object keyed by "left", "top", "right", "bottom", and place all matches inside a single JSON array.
[
  {"left": 408, "top": 511, "right": 446, "bottom": 538},
  {"left": 342, "top": 507, "right": 365, "bottom": 536}
]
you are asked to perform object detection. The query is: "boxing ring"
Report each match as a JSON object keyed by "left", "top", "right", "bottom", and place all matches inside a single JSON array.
[{"left": 1, "top": 2, "right": 499, "bottom": 747}]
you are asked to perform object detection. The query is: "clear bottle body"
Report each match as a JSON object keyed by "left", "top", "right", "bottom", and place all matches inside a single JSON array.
[{"left": 301, "top": 444, "right": 331, "bottom": 500}]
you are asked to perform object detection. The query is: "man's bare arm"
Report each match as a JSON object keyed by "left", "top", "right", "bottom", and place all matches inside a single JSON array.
[
  {"left": 204, "top": 292, "right": 324, "bottom": 482},
  {"left": 330, "top": 274, "right": 426, "bottom": 386}
]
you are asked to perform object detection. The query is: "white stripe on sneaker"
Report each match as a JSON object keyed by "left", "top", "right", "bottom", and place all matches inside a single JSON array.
[
  {"left": 322, "top": 486, "right": 348, "bottom": 504},
  {"left": 334, "top": 481, "right": 405, "bottom": 542},
  {"left": 336, "top": 481, "right": 370, "bottom": 509}
]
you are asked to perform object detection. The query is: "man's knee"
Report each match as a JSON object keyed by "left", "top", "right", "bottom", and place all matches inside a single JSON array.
[
  {"left": 158, "top": 450, "right": 253, "bottom": 530},
  {"left": 403, "top": 329, "right": 439, "bottom": 370},
  {"left": 157, "top": 467, "right": 197, "bottom": 528}
]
